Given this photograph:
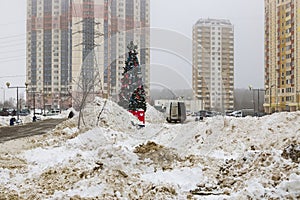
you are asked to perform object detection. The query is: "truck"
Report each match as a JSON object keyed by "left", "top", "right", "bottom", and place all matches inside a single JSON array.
[{"left": 166, "top": 101, "right": 186, "bottom": 123}]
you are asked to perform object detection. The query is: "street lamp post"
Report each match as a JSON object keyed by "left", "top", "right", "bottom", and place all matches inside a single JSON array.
[
  {"left": 59, "top": 92, "right": 62, "bottom": 113},
  {"left": 257, "top": 89, "right": 266, "bottom": 113},
  {"left": 39, "top": 89, "right": 45, "bottom": 116},
  {"left": 249, "top": 85, "right": 255, "bottom": 112},
  {"left": 297, "top": 90, "right": 300, "bottom": 110},
  {"left": 43, "top": 92, "right": 46, "bottom": 116},
  {"left": 26, "top": 86, "right": 38, "bottom": 119},
  {"left": 0, "top": 87, "right": 5, "bottom": 105},
  {"left": 33, "top": 91, "right": 36, "bottom": 118},
  {"left": 6, "top": 82, "right": 28, "bottom": 121}
]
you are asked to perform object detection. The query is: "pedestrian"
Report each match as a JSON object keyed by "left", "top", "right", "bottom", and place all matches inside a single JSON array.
[
  {"left": 68, "top": 111, "right": 74, "bottom": 119},
  {"left": 10, "top": 117, "right": 16, "bottom": 126}
]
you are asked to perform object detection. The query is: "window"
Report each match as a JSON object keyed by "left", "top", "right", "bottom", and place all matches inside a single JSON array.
[{"left": 286, "top": 12, "right": 290, "bottom": 17}]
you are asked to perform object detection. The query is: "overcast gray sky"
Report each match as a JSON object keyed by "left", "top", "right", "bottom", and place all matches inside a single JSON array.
[
  {"left": 150, "top": 0, "right": 264, "bottom": 91},
  {"left": 0, "top": 0, "right": 264, "bottom": 100},
  {"left": 0, "top": 1, "right": 26, "bottom": 101}
]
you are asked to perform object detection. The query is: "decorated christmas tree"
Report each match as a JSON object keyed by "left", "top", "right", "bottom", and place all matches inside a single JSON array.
[{"left": 118, "top": 41, "right": 147, "bottom": 113}]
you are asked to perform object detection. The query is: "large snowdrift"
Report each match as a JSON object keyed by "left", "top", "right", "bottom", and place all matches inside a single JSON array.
[{"left": 0, "top": 98, "right": 299, "bottom": 199}]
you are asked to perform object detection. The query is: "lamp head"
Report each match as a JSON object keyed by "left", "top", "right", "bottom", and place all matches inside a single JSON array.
[
  {"left": 6, "top": 82, "right": 10, "bottom": 88},
  {"left": 248, "top": 85, "right": 253, "bottom": 91}
]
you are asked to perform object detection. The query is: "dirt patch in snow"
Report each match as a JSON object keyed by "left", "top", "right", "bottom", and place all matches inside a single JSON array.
[
  {"left": 134, "top": 141, "right": 182, "bottom": 171},
  {"left": 281, "top": 141, "right": 300, "bottom": 163},
  {"left": 190, "top": 148, "right": 300, "bottom": 199},
  {"left": 134, "top": 141, "right": 164, "bottom": 154},
  {"left": 0, "top": 155, "right": 27, "bottom": 170},
  {"left": 36, "top": 167, "right": 83, "bottom": 195}
]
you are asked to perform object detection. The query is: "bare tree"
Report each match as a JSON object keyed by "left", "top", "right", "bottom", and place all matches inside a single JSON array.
[
  {"left": 1, "top": 99, "right": 15, "bottom": 108},
  {"left": 70, "top": 50, "right": 103, "bottom": 129}
]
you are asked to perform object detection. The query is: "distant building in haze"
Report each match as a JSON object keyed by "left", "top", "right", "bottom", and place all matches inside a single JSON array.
[
  {"left": 192, "top": 18, "right": 234, "bottom": 112},
  {"left": 26, "top": 0, "right": 150, "bottom": 110},
  {"left": 264, "top": 0, "right": 300, "bottom": 113}
]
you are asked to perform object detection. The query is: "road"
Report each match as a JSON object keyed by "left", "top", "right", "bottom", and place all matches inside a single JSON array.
[{"left": 0, "top": 118, "right": 67, "bottom": 143}]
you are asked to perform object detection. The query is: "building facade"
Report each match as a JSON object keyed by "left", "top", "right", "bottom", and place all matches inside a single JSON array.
[
  {"left": 264, "top": 0, "right": 300, "bottom": 113},
  {"left": 26, "top": 0, "right": 73, "bottom": 110},
  {"left": 192, "top": 19, "right": 234, "bottom": 112},
  {"left": 26, "top": 0, "right": 150, "bottom": 110}
]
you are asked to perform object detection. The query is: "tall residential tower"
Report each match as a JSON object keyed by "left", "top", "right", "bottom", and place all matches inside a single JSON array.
[
  {"left": 192, "top": 19, "right": 234, "bottom": 112},
  {"left": 26, "top": 0, "right": 73, "bottom": 110},
  {"left": 264, "top": 0, "right": 300, "bottom": 113},
  {"left": 26, "top": 0, "right": 150, "bottom": 110}
]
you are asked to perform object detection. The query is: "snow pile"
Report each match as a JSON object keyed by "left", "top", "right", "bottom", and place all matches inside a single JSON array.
[
  {"left": 0, "top": 105, "right": 299, "bottom": 199},
  {"left": 74, "top": 97, "right": 141, "bottom": 132},
  {"left": 0, "top": 116, "right": 10, "bottom": 126},
  {"left": 145, "top": 103, "right": 165, "bottom": 123}
]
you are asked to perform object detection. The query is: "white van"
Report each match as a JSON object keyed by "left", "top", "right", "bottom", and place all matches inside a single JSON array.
[{"left": 166, "top": 101, "right": 186, "bottom": 123}]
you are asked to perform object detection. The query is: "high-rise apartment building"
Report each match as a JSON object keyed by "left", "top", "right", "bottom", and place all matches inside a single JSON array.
[
  {"left": 192, "top": 19, "right": 234, "bottom": 112},
  {"left": 26, "top": 0, "right": 149, "bottom": 110},
  {"left": 26, "top": 0, "right": 73, "bottom": 110},
  {"left": 264, "top": 0, "right": 300, "bottom": 113}
]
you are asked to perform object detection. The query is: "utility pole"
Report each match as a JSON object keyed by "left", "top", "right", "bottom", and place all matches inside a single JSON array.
[{"left": 73, "top": 18, "right": 104, "bottom": 95}]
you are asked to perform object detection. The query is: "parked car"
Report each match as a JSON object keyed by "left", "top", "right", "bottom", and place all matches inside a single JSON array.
[
  {"left": 0, "top": 108, "right": 10, "bottom": 116},
  {"left": 230, "top": 109, "right": 255, "bottom": 117},
  {"left": 34, "top": 109, "right": 43, "bottom": 115},
  {"left": 18, "top": 109, "right": 30, "bottom": 116},
  {"left": 186, "top": 110, "right": 192, "bottom": 116},
  {"left": 254, "top": 112, "right": 267, "bottom": 117},
  {"left": 195, "top": 110, "right": 214, "bottom": 117},
  {"left": 153, "top": 105, "right": 166, "bottom": 113},
  {"left": 7, "top": 108, "right": 15, "bottom": 116},
  {"left": 46, "top": 109, "right": 60, "bottom": 116},
  {"left": 225, "top": 110, "right": 234, "bottom": 116}
]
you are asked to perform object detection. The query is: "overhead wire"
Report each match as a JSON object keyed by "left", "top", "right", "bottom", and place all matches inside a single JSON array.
[
  {"left": 0, "top": 19, "right": 26, "bottom": 27},
  {"left": 0, "top": 58, "right": 26, "bottom": 64},
  {"left": 0, "top": 54, "right": 26, "bottom": 60},
  {"left": 0, "top": 34, "right": 26, "bottom": 40},
  {"left": 0, "top": 48, "right": 26, "bottom": 54},
  {"left": 0, "top": 3, "right": 95, "bottom": 77},
  {"left": 0, "top": 75, "right": 26, "bottom": 79}
]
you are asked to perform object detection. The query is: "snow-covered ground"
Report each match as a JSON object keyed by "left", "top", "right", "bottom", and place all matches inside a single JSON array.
[{"left": 0, "top": 97, "right": 299, "bottom": 199}]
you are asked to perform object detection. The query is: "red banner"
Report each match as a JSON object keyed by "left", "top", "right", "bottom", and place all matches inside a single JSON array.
[{"left": 128, "top": 110, "right": 145, "bottom": 124}]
